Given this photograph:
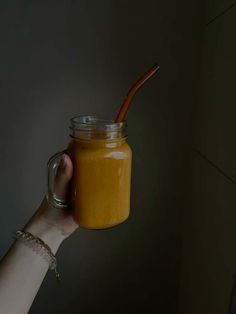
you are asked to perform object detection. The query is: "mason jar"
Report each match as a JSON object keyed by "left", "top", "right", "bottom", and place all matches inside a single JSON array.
[{"left": 47, "top": 115, "right": 132, "bottom": 229}]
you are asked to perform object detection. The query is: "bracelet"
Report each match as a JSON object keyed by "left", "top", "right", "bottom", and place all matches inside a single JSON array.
[{"left": 15, "top": 231, "right": 60, "bottom": 280}]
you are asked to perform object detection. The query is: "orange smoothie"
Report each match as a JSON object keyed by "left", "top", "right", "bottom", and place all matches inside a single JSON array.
[{"left": 68, "top": 137, "right": 132, "bottom": 229}]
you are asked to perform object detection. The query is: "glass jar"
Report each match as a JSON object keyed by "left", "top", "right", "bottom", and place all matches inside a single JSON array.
[{"left": 48, "top": 115, "right": 132, "bottom": 229}]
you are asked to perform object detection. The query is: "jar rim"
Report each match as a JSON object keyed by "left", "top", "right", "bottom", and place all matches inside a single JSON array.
[
  {"left": 69, "top": 115, "right": 127, "bottom": 139},
  {"left": 70, "top": 115, "right": 126, "bottom": 131}
]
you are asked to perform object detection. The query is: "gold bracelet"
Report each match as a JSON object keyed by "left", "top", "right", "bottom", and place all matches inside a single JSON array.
[{"left": 15, "top": 231, "right": 60, "bottom": 280}]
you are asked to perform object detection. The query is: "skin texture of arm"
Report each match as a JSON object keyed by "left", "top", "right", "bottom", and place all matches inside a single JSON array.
[{"left": 0, "top": 154, "right": 78, "bottom": 314}]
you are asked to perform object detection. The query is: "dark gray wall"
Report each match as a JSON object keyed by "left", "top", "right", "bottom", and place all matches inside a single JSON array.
[
  {"left": 0, "top": 1, "right": 201, "bottom": 313},
  {"left": 178, "top": 1, "right": 236, "bottom": 314}
]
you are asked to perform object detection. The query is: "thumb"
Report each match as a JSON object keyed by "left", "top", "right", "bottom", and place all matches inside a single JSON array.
[{"left": 53, "top": 154, "right": 73, "bottom": 200}]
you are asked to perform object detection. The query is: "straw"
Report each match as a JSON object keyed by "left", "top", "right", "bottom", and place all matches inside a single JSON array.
[{"left": 115, "top": 64, "right": 160, "bottom": 123}]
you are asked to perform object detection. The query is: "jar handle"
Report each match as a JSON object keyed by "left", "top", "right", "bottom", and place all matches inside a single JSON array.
[{"left": 47, "top": 150, "right": 70, "bottom": 209}]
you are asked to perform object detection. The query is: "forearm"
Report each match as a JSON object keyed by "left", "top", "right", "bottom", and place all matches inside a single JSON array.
[
  {"left": 0, "top": 154, "right": 76, "bottom": 314},
  {"left": 0, "top": 218, "right": 64, "bottom": 314}
]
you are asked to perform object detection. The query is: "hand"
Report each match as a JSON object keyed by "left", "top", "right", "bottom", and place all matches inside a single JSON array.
[{"left": 24, "top": 154, "right": 78, "bottom": 253}]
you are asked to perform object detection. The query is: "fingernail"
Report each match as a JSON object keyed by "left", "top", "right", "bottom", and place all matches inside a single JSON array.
[{"left": 59, "top": 154, "right": 66, "bottom": 168}]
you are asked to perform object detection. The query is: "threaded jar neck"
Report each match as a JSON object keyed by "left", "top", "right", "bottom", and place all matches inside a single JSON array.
[{"left": 69, "top": 115, "right": 127, "bottom": 140}]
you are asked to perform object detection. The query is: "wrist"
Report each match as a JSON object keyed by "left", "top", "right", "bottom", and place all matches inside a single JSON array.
[{"left": 23, "top": 217, "right": 65, "bottom": 255}]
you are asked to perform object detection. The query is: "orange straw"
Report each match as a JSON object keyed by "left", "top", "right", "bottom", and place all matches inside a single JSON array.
[{"left": 115, "top": 63, "right": 160, "bottom": 123}]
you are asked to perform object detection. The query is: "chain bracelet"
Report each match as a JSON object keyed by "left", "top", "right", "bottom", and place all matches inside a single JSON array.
[{"left": 15, "top": 230, "right": 60, "bottom": 280}]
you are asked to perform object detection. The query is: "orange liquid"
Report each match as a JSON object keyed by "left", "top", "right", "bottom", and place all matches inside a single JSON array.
[{"left": 68, "top": 137, "right": 132, "bottom": 229}]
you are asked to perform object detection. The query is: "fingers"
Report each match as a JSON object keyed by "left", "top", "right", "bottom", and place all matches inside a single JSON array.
[{"left": 53, "top": 154, "right": 73, "bottom": 200}]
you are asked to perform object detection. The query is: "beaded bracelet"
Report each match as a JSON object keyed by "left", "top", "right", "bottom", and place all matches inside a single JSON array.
[{"left": 15, "top": 231, "right": 60, "bottom": 280}]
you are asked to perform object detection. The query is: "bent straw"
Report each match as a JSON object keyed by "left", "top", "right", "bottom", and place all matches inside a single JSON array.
[{"left": 115, "top": 64, "right": 160, "bottom": 123}]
